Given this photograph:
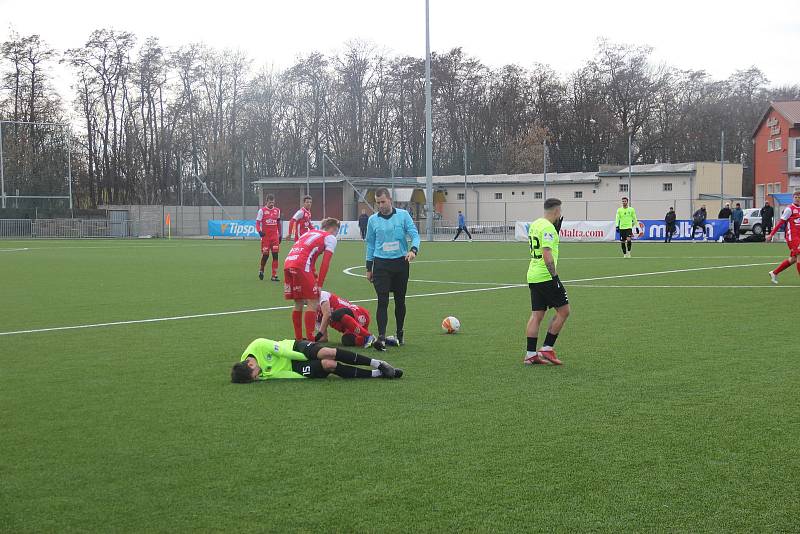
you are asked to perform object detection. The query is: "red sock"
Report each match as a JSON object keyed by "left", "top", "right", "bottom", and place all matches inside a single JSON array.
[
  {"left": 340, "top": 314, "right": 366, "bottom": 336},
  {"left": 272, "top": 258, "right": 278, "bottom": 277},
  {"left": 304, "top": 311, "right": 316, "bottom": 341},
  {"left": 796, "top": 262, "right": 800, "bottom": 275},
  {"left": 291, "top": 310, "right": 303, "bottom": 340},
  {"left": 774, "top": 259, "right": 791, "bottom": 275}
]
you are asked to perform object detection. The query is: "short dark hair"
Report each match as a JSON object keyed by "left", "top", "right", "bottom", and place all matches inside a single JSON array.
[
  {"left": 543, "top": 198, "right": 562, "bottom": 211},
  {"left": 231, "top": 361, "right": 255, "bottom": 384},
  {"left": 735, "top": 203, "right": 741, "bottom": 207},
  {"left": 669, "top": 207, "right": 674, "bottom": 210},
  {"left": 621, "top": 197, "right": 629, "bottom": 201},
  {"left": 303, "top": 195, "right": 312, "bottom": 202},
  {"left": 375, "top": 187, "right": 391, "bottom": 199},
  {"left": 320, "top": 217, "right": 340, "bottom": 231},
  {"left": 265, "top": 193, "right": 275, "bottom": 202}
]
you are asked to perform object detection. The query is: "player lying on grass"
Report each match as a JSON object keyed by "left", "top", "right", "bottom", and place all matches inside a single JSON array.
[
  {"left": 767, "top": 190, "right": 800, "bottom": 284},
  {"left": 231, "top": 338, "right": 403, "bottom": 383},
  {"left": 314, "top": 290, "right": 399, "bottom": 351}
]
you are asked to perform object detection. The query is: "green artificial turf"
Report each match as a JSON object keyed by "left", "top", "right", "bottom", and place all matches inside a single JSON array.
[{"left": 1, "top": 239, "right": 798, "bottom": 532}]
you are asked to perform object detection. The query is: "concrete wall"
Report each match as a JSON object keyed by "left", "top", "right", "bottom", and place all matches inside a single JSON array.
[{"left": 100, "top": 205, "right": 261, "bottom": 236}]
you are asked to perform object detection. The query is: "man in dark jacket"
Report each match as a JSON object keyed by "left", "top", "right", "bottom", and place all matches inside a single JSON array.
[
  {"left": 732, "top": 203, "right": 744, "bottom": 239},
  {"left": 358, "top": 209, "right": 369, "bottom": 240},
  {"left": 690, "top": 205, "right": 708, "bottom": 241},
  {"left": 760, "top": 201, "right": 774, "bottom": 235},
  {"left": 718, "top": 203, "right": 732, "bottom": 221},
  {"left": 664, "top": 207, "right": 677, "bottom": 243}
]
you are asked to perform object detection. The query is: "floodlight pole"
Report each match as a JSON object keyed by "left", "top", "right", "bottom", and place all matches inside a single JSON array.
[
  {"left": 322, "top": 152, "right": 327, "bottom": 218},
  {"left": 424, "top": 0, "right": 434, "bottom": 240},
  {"left": 241, "top": 149, "right": 245, "bottom": 219},
  {"left": 0, "top": 120, "right": 5, "bottom": 209},
  {"left": 543, "top": 139, "right": 548, "bottom": 200},
  {"left": 628, "top": 132, "right": 633, "bottom": 202},
  {"left": 463, "top": 142, "right": 468, "bottom": 219},
  {"left": 720, "top": 130, "right": 725, "bottom": 209},
  {"left": 67, "top": 128, "right": 73, "bottom": 213}
]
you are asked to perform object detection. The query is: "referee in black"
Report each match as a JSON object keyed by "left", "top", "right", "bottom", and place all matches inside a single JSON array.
[{"left": 365, "top": 188, "right": 421, "bottom": 345}]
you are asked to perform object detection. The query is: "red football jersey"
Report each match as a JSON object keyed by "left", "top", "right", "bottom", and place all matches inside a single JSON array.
[
  {"left": 256, "top": 206, "right": 281, "bottom": 238},
  {"left": 779, "top": 203, "right": 800, "bottom": 242},
  {"left": 317, "top": 291, "right": 370, "bottom": 327},
  {"left": 284, "top": 229, "right": 337, "bottom": 272},
  {"left": 292, "top": 207, "right": 313, "bottom": 237}
]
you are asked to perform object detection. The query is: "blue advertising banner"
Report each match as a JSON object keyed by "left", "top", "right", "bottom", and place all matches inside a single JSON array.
[
  {"left": 208, "top": 220, "right": 260, "bottom": 237},
  {"left": 632, "top": 219, "right": 731, "bottom": 241},
  {"left": 208, "top": 220, "right": 362, "bottom": 239}
]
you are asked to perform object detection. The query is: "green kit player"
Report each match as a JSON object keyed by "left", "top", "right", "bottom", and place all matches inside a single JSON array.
[
  {"left": 231, "top": 338, "right": 403, "bottom": 383},
  {"left": 615, "top": 196, "right": 639, "bottom": 257},
  {"left": 524, "top": 198, "right": 570, "bottom": 366}
]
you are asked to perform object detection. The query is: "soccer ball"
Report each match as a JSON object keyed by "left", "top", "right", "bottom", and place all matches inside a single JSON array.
[{"left": 441, "top": 316, "right": 460, "bottom": 334}]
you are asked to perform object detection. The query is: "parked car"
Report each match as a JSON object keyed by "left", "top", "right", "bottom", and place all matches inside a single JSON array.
[{"left": 739, "top": 208, "right": 763, "bottom": 235}]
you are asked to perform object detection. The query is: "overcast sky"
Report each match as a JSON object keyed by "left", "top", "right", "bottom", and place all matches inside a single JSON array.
[{"left": 1, "top": 0, "right": 798, "bottom": 104}]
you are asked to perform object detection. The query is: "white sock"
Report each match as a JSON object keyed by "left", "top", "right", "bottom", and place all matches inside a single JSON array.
[
  {"left": 526, "top": 350, "right": 537, "bottom": 357},
  {"left": 371, "top": 369, "right": 381, "bottom": 377},
  {"left": 369, "top": 359, "right": 381, "bottom": 369},
  {"left": 541, "top": 345, "right": 553, "bottom": 351}
]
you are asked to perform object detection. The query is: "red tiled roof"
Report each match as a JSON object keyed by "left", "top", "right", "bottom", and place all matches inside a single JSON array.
[{"left": 752, "top": 100, "right": 800, "bottom": 137}]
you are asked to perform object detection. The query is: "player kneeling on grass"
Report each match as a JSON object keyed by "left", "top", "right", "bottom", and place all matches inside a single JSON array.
[
  {"left": 524, "top": 198, "right": 569, "bottom": 366},
  {"left": 314, "top": 290, "right": 395, "bottom": 351},
  {"left": 231, "top": 338, "right": 403, "bottom": 383}
]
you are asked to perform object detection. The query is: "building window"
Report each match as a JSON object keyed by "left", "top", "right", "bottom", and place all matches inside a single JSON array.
[
  {"left": 774, "top": 138, "right": 782, "bottom": 151},
  {"left": 663, "top": 183, "right": 673, "bottom": 192},
  {"left": 768, "top": 139, "right": 774, "bottom": 152},
  {"left": 511, "top": 191, "right": 515, "bottom": 196},
  {"left": 534, "top": 192, "right": 543, "bottom": 199},
  {"left": 775, "top": 182, "right": 781, "bottom": 194},
  {"left": 792, "top": 138, "right": 800, "bottom": 169},
  {"left": 494, "top": 193, "right": 503, "bottom": 200},
  {"left": 521, "top": 191, "right": 525, "bottom": 195},
  {"left": 574, "top": 191, "right": 583, "bottom": 199},
  {"left": 767, "top": 183, "right": 773, "bottom": 194},
  {"left": 457, "top": 193, "right": 465, "bottom": 200},
  {"left": 619, "top": 183, "right": 629, "bottom": 192}
]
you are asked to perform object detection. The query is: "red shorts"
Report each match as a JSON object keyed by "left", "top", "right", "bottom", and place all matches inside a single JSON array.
[
  {"left": 788, "top": 240, "right": 800, "bottom": 257},
  {"left": 283, "top": 268, "right": 319, "bottom": 300},
  {"left": 261, "top": 236, "right": 280, "bottom": 254},
  {"left": 331, "top": 309, "right": 370, "bottom": 333}
]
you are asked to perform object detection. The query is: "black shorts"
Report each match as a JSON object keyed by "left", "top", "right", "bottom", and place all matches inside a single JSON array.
[
  {"left": 293, "top": 340, "right": 323, "bottom": 359},
  {"left": 619, "top": 228, "right": 633, "bottom": 240},
  {"left": 290, "top": 359, "right": 329, "bottom": 379},
  {"left": 529, "top": 280, "right": 569, "bottom": 311},
  {"left": 372, "top": 257, "right": 409, "bottom": 295}
]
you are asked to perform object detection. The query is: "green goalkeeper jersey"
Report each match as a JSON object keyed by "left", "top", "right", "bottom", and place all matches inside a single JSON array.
[
  {"left": 527, "top": 218, "right": 559, "bottom": 283},
  {"left": 615, "top": 206, "right": 638, "bottom": 230},
  {"left": 240, "top": 338, "right": 308, "bottom": 380}
]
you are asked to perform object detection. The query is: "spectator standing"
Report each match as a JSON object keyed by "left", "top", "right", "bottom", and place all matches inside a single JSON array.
[
  {"left": 761, "top": 202, "right": 774, "bottom": 235},
  {"left": 664, "top": 207, "right": 677, "bottom": 243},
  {"left": 718, "top": 203, "right": 732, "bottom": 221},
  {"left": 358, "top": 209, "right": 369, "bottom": 240},
  {"left": 731, "top": 203, "right": 744, "bottom": 240}
]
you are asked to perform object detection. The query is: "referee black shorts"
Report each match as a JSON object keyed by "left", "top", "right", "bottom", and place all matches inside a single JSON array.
[
  {"left": 619, "top": 228, "right": 633, "bottom": 240},
  {"left": 372, "top": 257, "right": 409, "bottom": 295},
  {"left": 529, "top": 279, "right": 569, "bottom": 311}
]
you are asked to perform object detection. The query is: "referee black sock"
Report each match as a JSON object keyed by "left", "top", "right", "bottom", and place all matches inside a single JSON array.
[
  {"left": 527, "top": 337, "right": 537, "bottom": 352},
  {"left": 627, "top": 241, "right": 632, "bottom": 252},
  {"left": 332, "top": 363, "right": 373, "bottom": 379},
  {"left": 620, "top": 241, "right": 626, "bottom": 254},
  {"left": 334, "top": 348, "right": 373, "bottom": 367},
  {"left": 543, "top": 331, "right": 558, "bottom": 348}
]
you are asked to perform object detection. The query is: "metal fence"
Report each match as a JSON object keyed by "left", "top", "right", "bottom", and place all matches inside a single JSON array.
[
  {"left": 431, "top": 220, "right": 515, "bottom": 241},
  {"left": 0, "top": 218, "right": 163, "bottom": 239}
]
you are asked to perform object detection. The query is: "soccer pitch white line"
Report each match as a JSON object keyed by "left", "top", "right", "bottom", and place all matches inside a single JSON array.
[
  {"left": 0, "top": 261, "right": 778, "bottom": 337},
  {"left": 0, "top": 248, "right": 29, "bottom": 252},
  {"left": 571, "top": 284, "right": 799, "bottom": 289}
]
